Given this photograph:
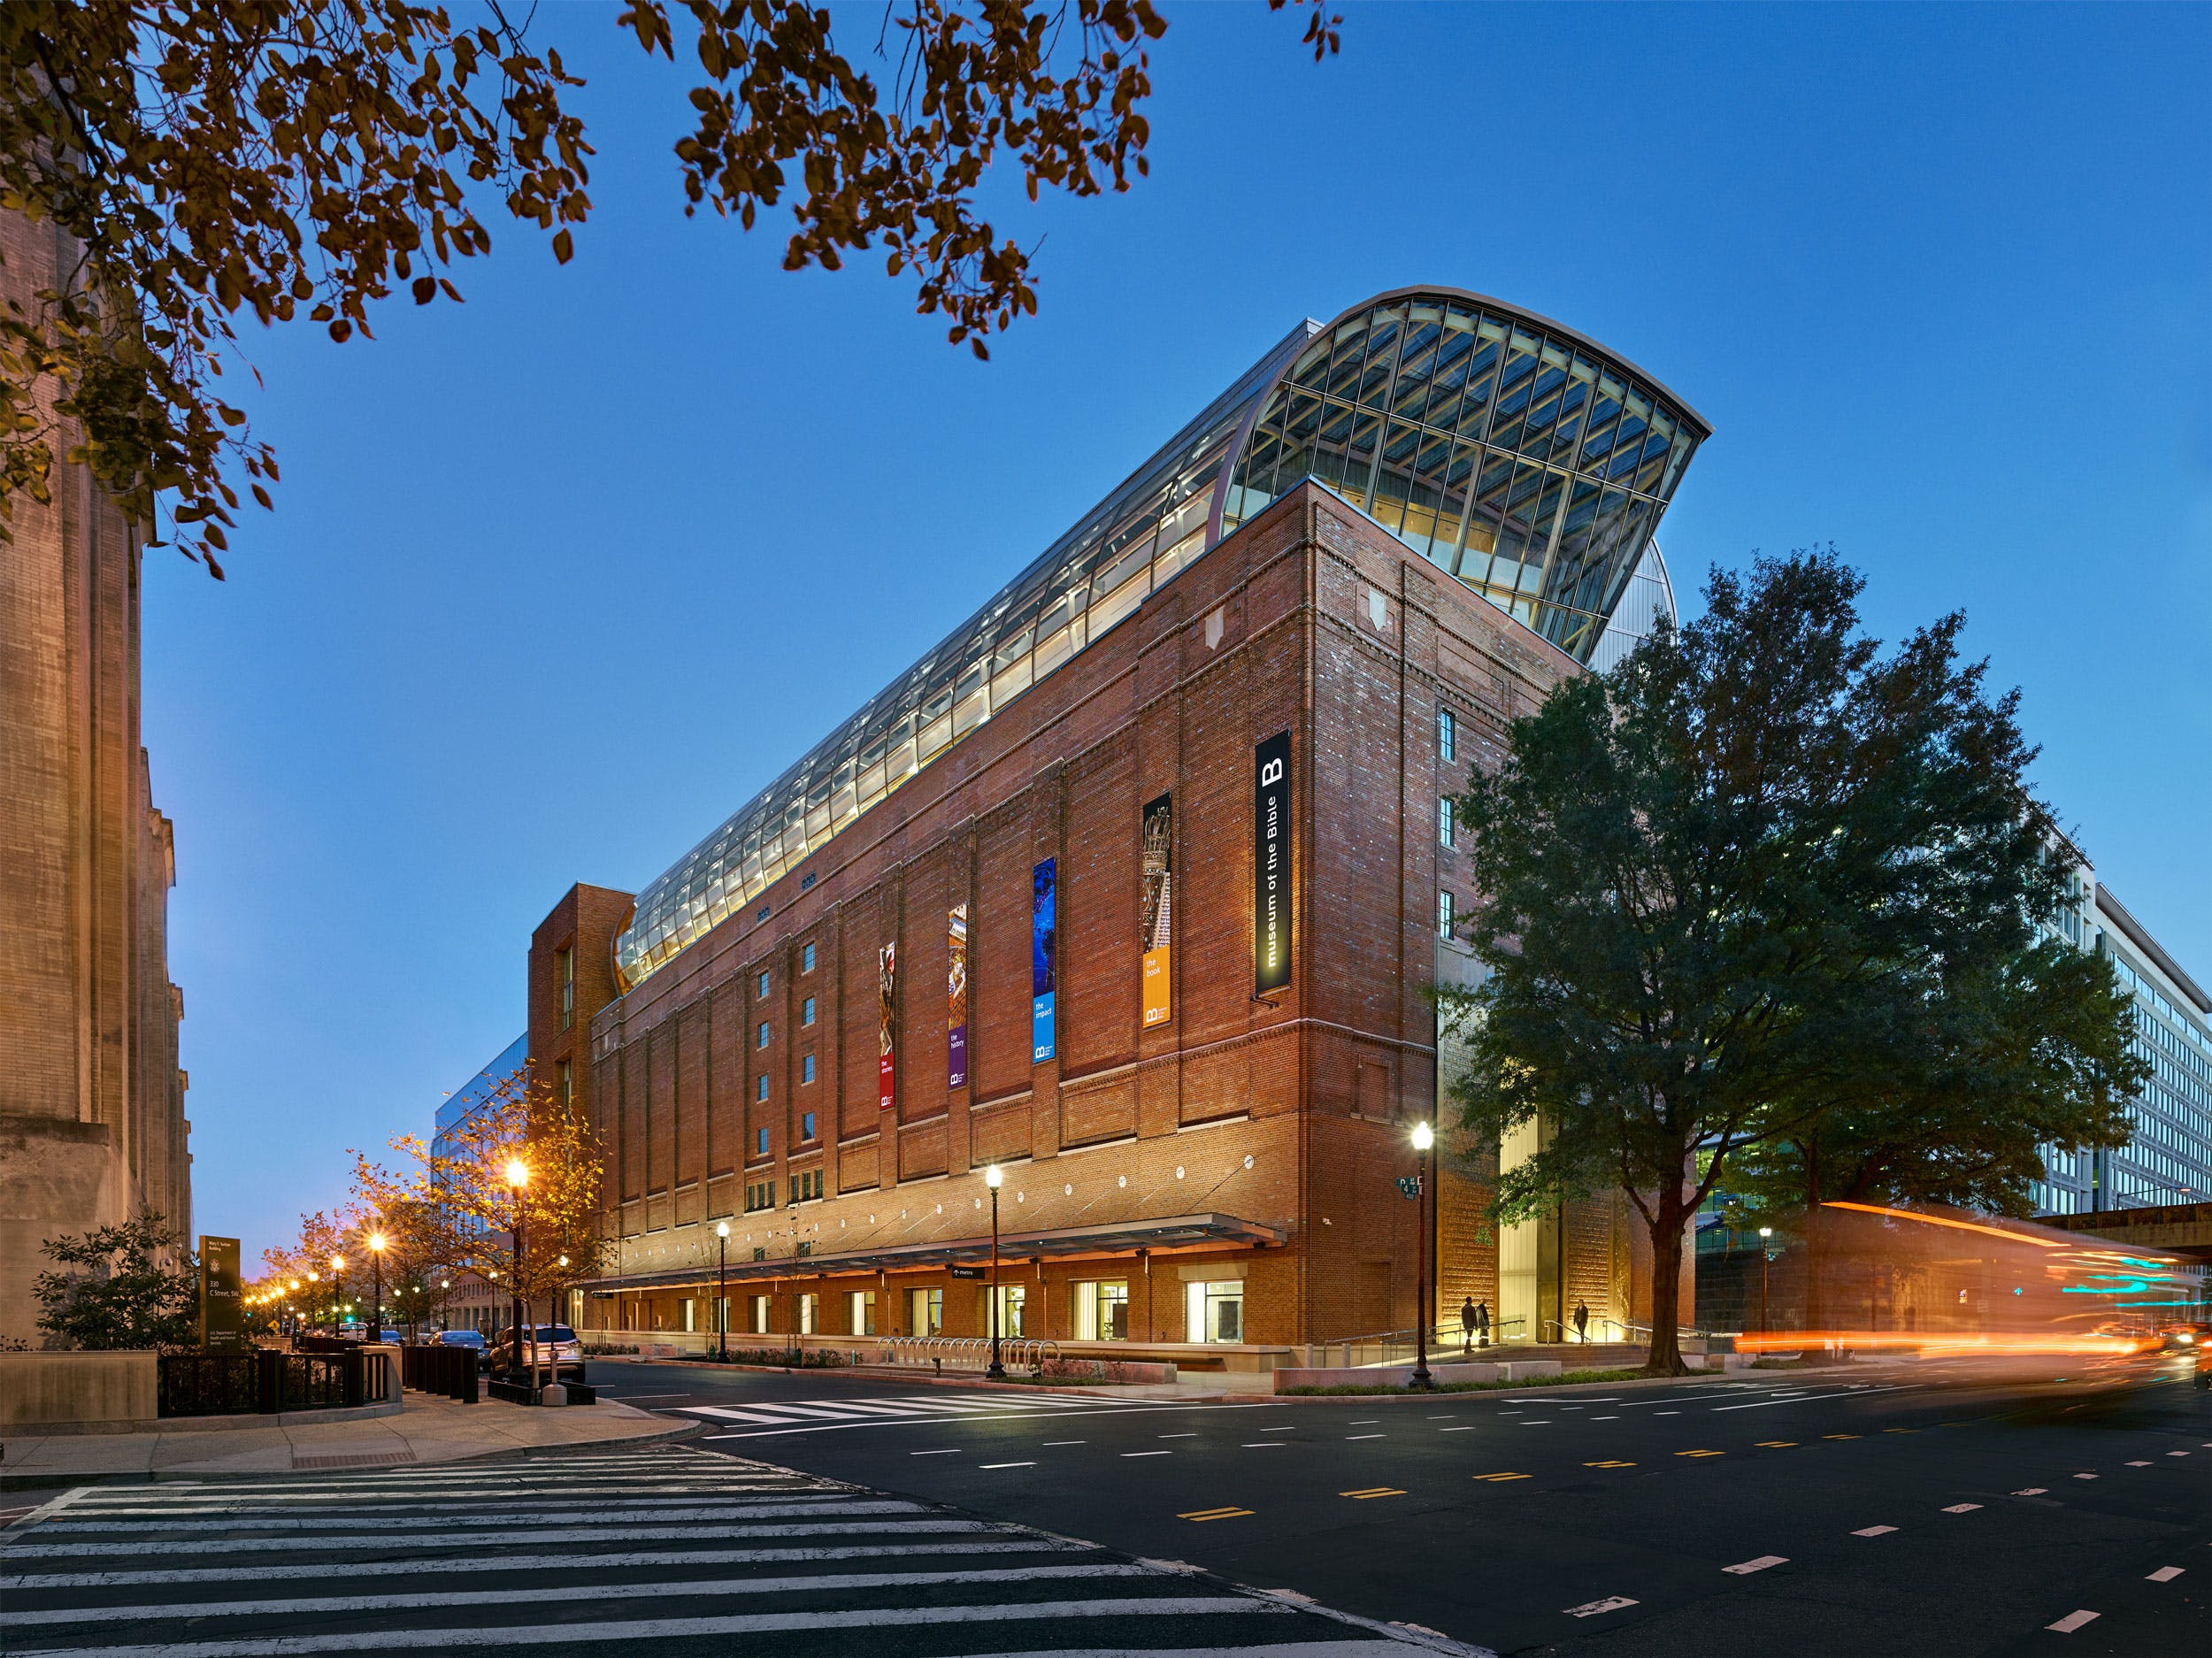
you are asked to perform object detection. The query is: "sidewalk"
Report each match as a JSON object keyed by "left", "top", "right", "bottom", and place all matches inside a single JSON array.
[{"left": 0, "top": 1392, "right": 700, "bottom": 1491}]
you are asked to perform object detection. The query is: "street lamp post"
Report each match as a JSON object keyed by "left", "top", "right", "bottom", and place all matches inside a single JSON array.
[
  {"left": 1410, "top": 1121, "right": 1435, "bottom": 1390},
  {"left": 1756, "top": 1225, "right": 1773, "bottom": 1333},
  {"left": 505, "top": 1159, "right": 530, "bottom": 1384},
  {"left": 329, "top": 1256, "right": 346, "bottom": 1337},
  {"left": 985, "top": 1165, "right": 1006, "bottom": 1380},
  {"left": 715, "top": 1222, "right": 730, "bottom": 1362},
  {"left": 369, "top": 1232, "right": 387, "bottom": 1339},
  {"left": 439, "top": 1278, "right": 451, "bottom": 1333}
]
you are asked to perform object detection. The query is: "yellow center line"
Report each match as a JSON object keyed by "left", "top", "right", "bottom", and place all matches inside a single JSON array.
[
  {"left": 1472, "top": 1471, "right": 1531, "bottom": 1482},
  {"left": 1677, "top": 1449, "right": 1724, "bottom": 1458},
  {"left": 1340, "top": 1486, "right": 1406, "bottom": 1499},
  {"left": 1824, "top": 1433, "right": 1859, "bottom": 1440},
  {"left": 1886, "top": 1428, "right": 1916, "bottom": 1434},
  {"left": 1756, "top": 1440, "right": 1798, "bottom": 1448},
  {"left": 1179, "top": 1507, "right": 1253, "bottom": 1521},
  {"left": 1585, "top": 1459, "right": 1635, "bottom": 1468}
]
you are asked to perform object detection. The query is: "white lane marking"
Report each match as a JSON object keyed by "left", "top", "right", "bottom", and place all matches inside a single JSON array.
[
  {"left": 1242, "top": 1443, "right": 1286, "bottom": 1448},
  {"left": 1348, "top": 1420, "right": 1379, "bottom": 1425},
  {"left": 1439, "top": 1427, "right": 1478, "bottom": 1433},
  {"left": 2124, "top": 1461, "right": 2152, "bottom": 1467},
  {"left": 1591, "top": 1416, "right": 1620, "bottom": 1421},
  {"left": 1852, "top": 1525, "right": 1896, "bottom": 1537},
  {"left": 979, "top": 1462, "right": 1035, "bottom": 1470},
  {"left": 1520, "top": 1421, "right": 1551, "bottom": 1426},
  {"left": 682, "top": 1406, "right": 816, "bottom": 1424},
  {"left": 2046, "top": 1609, "right": 2100, "bottom": 1633},
  {"left": 1122, "top": 1451, "right": 1171, "bottom": 1458},
  {"left": 2147, "top": 1567, "right": 2185, "bottom": 1583},
  {"left": 0, "top": 1517, "right": 1002, "bottom": 1559},
  {"left": 7, "top": 1594, "right": 1283, "bottom": 1655},
  {"left": 695, "top": 1400, "right": 1269, "bottom": 1440},
  {"left": 1262, "top": 1426, "right": 1296, "bottom": 1433},
  {"left": 35, "top": 1501, "right": 871, "bottom": 1533},
  {"left": 65, "top": 1478, "right": 786, "bottom": 1508},
  {"left": 2012, "top": 1487, "right": 2049, "bottom": 1496},
  {"left": 1653, "top": 1411, "right": 1681, "bottom": 1417},
  {"left": 2169, "top": 1451, "right": 2191, "bottom": 1457},
  {"left": 1345, "top": 1434, "right": 1384, "bottom": 1441},
  {"left": 1563, "top": 1594, "right": 1639, "bottom": 1617},
  {"left": 6, "top": 1562, "right": 1156, "bottom": 1627},
  {"left": 910, "top": 1449, "right": 960, "bottom": 1456},
  {"left": 593, "top": 1392, "right": 693, "bottom": 1398},
  {"left": 1041, "top": 1440, "right": 1085, "bottom": 1447},
  {"left": 1159, "top": 1433, "right": 1197, "bottom": 1439},
  {"left": 2073, "top": 1473, "right": 2099, "bottom": 1480},
  {"left": 2, "top": 1539, "right": 1076, "bottom": 1591},
  {"left": 1722, "top": 1555, "right": 1787, "bottom": 1575},
  {"left": 1940, "top": 1504, "right": 1982, "bottom": 1514},
  {"left": 1709, "top": 1387, "right": 1908, "bottom": 1412}
]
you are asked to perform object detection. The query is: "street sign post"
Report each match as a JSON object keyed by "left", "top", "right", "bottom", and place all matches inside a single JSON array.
[{"left": 200, "top": 1236, "right": 244, "bottom": 1351}]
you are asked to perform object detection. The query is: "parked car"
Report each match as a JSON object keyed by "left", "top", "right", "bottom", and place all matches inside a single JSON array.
[
  {"left": 492, "top": 1324, "right": 587, "bottom": 1382},
  {"left": 435, "top": 1329, "right": 488, "bottom": 1351}
]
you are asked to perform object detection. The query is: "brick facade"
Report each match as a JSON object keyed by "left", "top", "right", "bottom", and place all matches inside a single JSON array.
[
  {"left": 548, "top": 480, "right": 1686, "bottom": 1352},
  {"left": 0, "top": 210, "right": 190, "bottom": 1342}
]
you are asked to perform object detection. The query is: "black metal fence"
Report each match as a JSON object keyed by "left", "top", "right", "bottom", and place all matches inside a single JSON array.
[
  {"left": 399, "top": 1343, "right": 480, "bottom": 1403},
  {"left": 157, "top": 1348, "right": 387, "bottom": 1417}
]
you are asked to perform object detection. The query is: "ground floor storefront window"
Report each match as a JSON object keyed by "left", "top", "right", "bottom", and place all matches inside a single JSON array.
[
  {"left": 909, "top": 1286, "right": 943, "bottom": 1336},
  {"left": 1073, "top": 1279, "right": 1129, "bottom": 1340},
  {"left": 1186, "top": 1279, "right": 1244, "bottom": 1343},
  {"left": 850, "top": 1289, "right": 877, "bottom": 1335}
]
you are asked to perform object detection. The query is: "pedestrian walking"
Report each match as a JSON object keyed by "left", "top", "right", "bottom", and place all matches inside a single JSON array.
[
  {"left": 1459, "top": 1295, "right": 1477, "bottom": 1355},
  {"left": 1573, "top": 1300, "right": 1589, "bottom": 1343},
  {"left": 1475, "top": 1298, "right": 1490, "bottom": 1349}
]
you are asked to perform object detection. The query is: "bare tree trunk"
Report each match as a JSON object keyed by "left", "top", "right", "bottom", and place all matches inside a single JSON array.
[{"left": 1643, "top": 1186, "right": 1691, "bottom": 1377}]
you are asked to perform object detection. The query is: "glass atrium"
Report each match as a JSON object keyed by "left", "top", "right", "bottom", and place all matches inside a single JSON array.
[{"left": 615, "top": 288, "right": 1709, "bottom": 987}]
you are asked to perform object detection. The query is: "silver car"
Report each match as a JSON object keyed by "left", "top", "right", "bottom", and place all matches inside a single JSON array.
[{"left": 495, "top": 1324, "right": 586, "bottom": 1381}]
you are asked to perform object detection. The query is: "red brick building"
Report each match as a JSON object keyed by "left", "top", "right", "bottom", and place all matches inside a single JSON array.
[{"left": 533, "top": 290, "right": 1709, "bottom": 1364}]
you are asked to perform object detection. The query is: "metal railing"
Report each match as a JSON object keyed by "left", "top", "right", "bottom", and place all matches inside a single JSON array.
[
  {"left": 875, "top": 1335, "right": 1060, "bottom": 1373},
  {"left": 399, "top": 1342, "right": 480, "bottom": 1403},
  {"left": 1318, "top": 1318, "right": 1528, "bottom": 1369},
  {"left": 157, "top": 1349, "right": 387, "bottom": 1417}
]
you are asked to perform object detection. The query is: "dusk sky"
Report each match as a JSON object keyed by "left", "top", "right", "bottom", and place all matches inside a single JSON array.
[{"left": 139, "top": 4, "right": 2209, "bottom": 1266}]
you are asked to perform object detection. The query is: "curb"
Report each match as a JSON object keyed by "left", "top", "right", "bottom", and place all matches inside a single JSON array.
[{"left": 0, "top": 1412, "right": 704, "bottom": 1493}]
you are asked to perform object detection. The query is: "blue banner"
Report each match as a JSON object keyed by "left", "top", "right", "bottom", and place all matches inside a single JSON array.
[{"left": 1032, "top": 857, "right": 1057, "bottom": 1062}]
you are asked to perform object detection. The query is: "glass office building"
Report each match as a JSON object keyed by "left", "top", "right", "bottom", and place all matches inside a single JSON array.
[
  {"left": 615, "top": 288, "right": 1709, "bottom": 988},
  {"left": 2031, "top": 881, "right": 2212, "bottom": 1216}
]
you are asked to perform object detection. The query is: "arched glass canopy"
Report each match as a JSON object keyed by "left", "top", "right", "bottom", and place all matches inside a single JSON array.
[{"left": 615, "top": 289, "right": 1709, "bottom": 987}]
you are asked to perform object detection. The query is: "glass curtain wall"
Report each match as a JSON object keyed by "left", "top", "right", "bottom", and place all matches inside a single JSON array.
[{"left": 1221, "top": 296, "right": 1704, "bottom": 662}]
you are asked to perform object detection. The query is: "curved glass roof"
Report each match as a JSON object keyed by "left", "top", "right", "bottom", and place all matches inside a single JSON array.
[{"left": 616, "top": 289, "right": 1708, "bottom": 987}]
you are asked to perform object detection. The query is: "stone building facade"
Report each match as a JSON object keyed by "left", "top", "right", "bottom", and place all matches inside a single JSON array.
[{"left": 0, "top": 211, "right": 191, "bottom": 1342}]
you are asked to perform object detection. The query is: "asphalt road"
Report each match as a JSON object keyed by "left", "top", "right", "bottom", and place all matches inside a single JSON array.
[{"left": 597, "top": 1352, "right": 2212, "bottom": 1657}]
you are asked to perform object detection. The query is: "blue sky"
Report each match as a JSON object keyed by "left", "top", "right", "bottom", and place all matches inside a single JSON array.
[{"left": 142, "top": 4, "right": 2210, "bottom": 1263}]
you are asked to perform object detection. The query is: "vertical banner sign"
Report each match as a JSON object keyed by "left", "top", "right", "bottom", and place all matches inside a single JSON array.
[
  {"left": 877, "top": 942, "right": 898, "bottom": 1110},
  {"left": 947, "top": 902, "right": 970, "bottom": 1090},
  {"left": 1140, "top": 794, "right": 1173, "bottom": 1027},
  {"left": 200, "top": 1235, "right": 243, "bottom": 1351},
  {"left": 1031, "top": 858, "right": 1058, "bottom": 1062},
  {"left": 1254, "top": 731, "right": 1293, "bottom": 994}
]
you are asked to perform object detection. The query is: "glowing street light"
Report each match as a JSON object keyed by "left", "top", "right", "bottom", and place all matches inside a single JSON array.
[
  {"left": 368, "top": 1232, "right": 388, "bottom": 1339},
  {"left": 984, "top": 1165, "right": 1007, "bottom": 1380},
  {"left": 504, "top": 1160, "right": 529, "bottom": 1381},
  {"left": 1410, "top": 1120, "right": 1435, "bottom": 1390},
  {"left": 715, "top": 1221, "right": 730, "bottom": 1362}
]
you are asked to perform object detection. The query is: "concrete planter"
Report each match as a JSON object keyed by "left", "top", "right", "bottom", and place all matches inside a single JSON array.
[{"left": 0, "top": 1350, "right": 157, "bottom": 1432}]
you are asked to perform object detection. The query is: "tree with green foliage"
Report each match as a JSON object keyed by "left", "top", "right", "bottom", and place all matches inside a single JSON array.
[
  {"left": 1439, "top": 550, "right": 2123, "bottom": 1375},
  {"left": 0, "top": 0, "right": 1337, "bottom": 578},
  {"left": 33, "top": 1210, "right": 201, "bottom": 1350}
]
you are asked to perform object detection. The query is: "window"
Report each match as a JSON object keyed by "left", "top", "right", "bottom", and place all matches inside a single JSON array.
[
  {"left": 1439, "top": 889, "right": 1455, "bottom": 936},
  {"left": 757, "top": 1021, "right": 771, "bottom": 1048},
  {"left": 802, "top": 942, "right": 816, "bottom": 973},
  {"left": 745, "top": 1179, "right": 775, "bottom": 1212},
  {"left": 1439, "top": 796, "right": 1456, "bottom": 848},
  {"left": 557, "top": 1058, "right": 573, "bottom": 1117},
  {"left": 755, "top": 1125, "right": 770, "bottom": 1156},
  {"left": 800, "top": 1109, "right": 817, "bottom": 1141},
  {"left": 557, "top": 947, "right": 574, "bottom": 1029},
  {"left": 908, "top": 1286, "right": 943, "bottom": 1336},
  {"left": 752, "top": 1246, "right": 766, "bottom": 1261},
  {"left": 1073, "top": 1279, "right": 1130, "bottom": 1340},
  {"left": 1186, "top": 1279, "right": 1245, "bottom": 1343},
  {"left": 749, "top": 1294, "right": 771, "bottom": 1335},
  {"left": 798, "top": 1292, "right": 818, "bottom": 1334},
  {"left": 849, "top": 1289, "right": 877, "bottom": 1336},
  {"left": 757, "top": 971, "right": 771, "bottom": 998},
  {"left": 802, "top": 996, "right": 816, "bottom": 1027},
  {"left": 680, "top": 1297, "right": 696, "bottom": 1332},
  {"left": 800, "top": 871, "right": 817, "bottom": 891},
  {"left": 802, "top": 1054, "right": 817, "bottom": 1085},
  {"left": 755, "top": 1075, "right": 770, "bottom": 1103},
  {"left": 1439, "top": 707, "right": 1457, "bottom": 764},
  {"left": 988, "top": 1283, "right": 1026, "bottom": 1339}
]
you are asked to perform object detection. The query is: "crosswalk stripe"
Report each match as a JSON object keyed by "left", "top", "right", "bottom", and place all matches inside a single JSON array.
[
  {"left": 3, "top": 1539, "right": 1080, "bottom": 1591},
  {"left": 34, "top": 1500, "right": 899, "bottom": 1533},
  {"left": 8, "top": 1595, "right": 1284, "bottom": 1657},
  {"left": 9, "top": 1562, "right": 1156, "bottom": 1626},
  {"left": 2, "top": 1516, "right": 995, "bottom": 1558}
]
